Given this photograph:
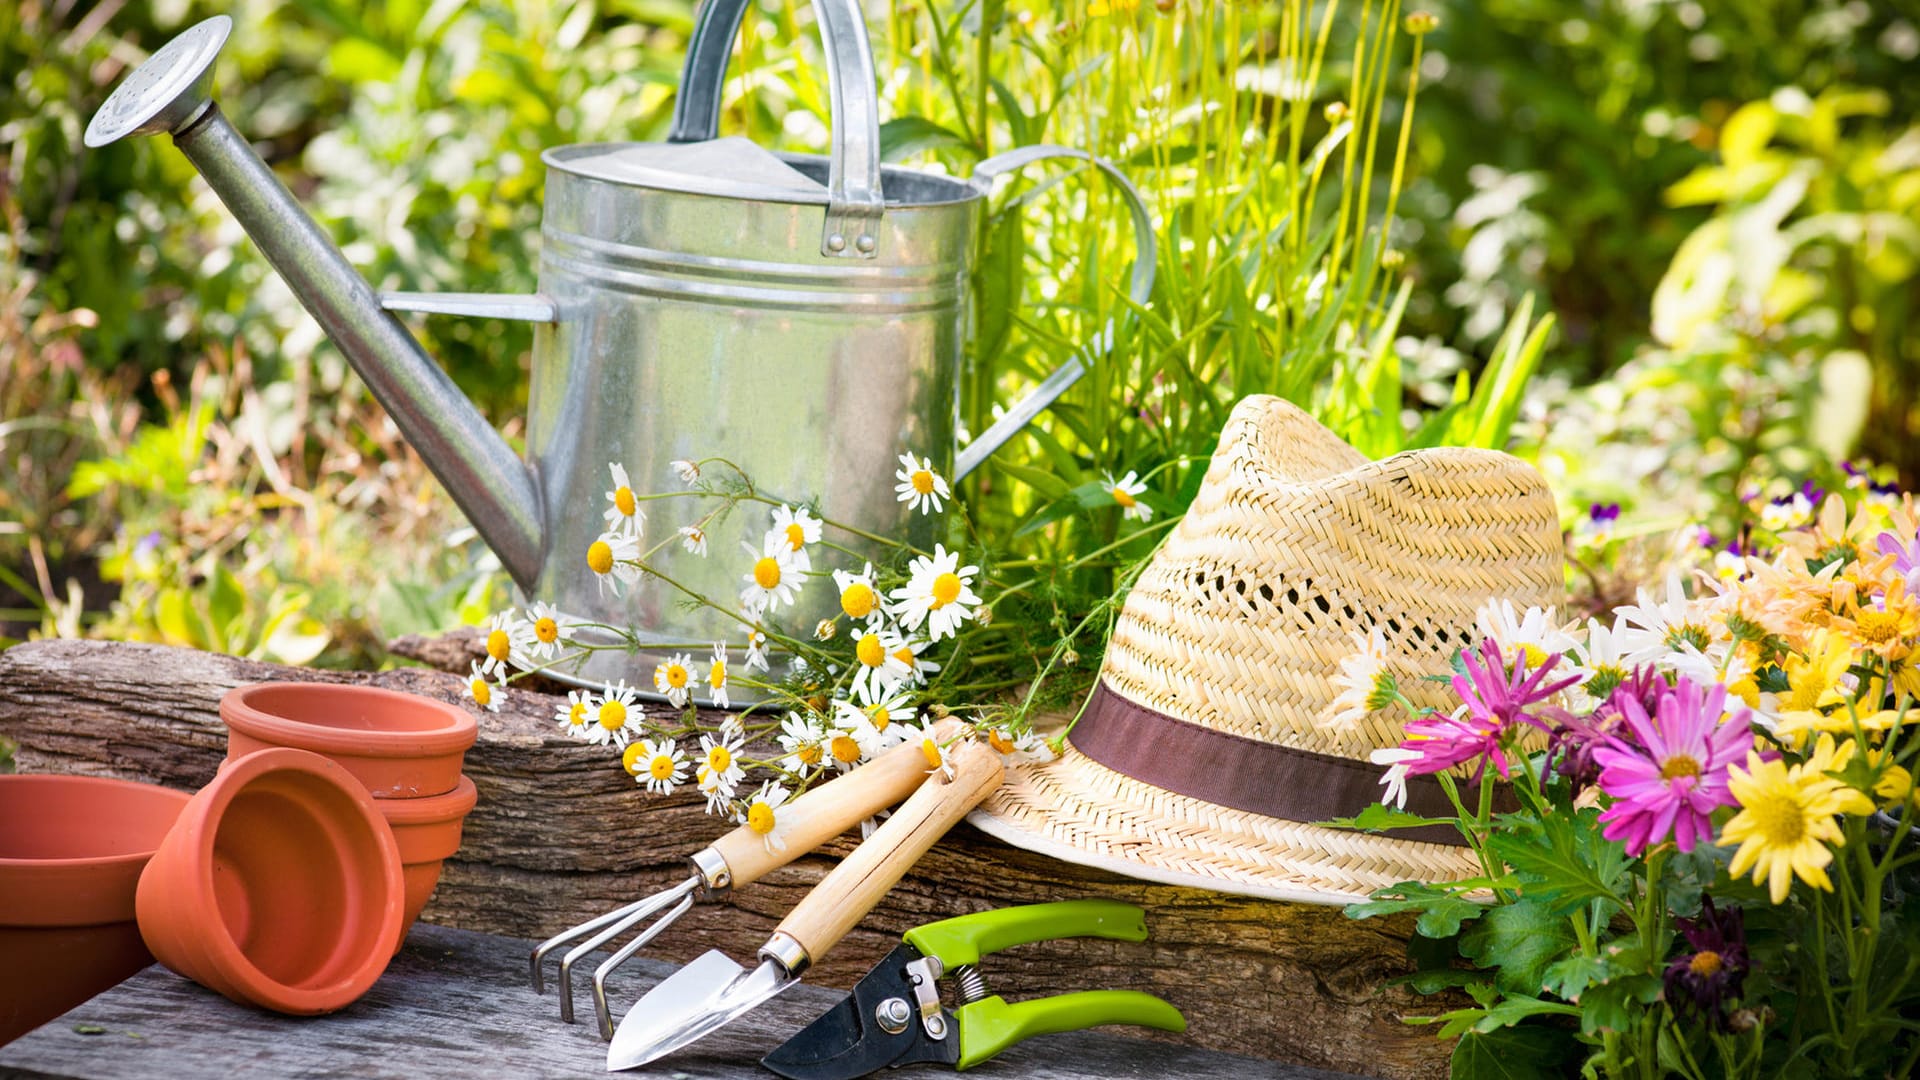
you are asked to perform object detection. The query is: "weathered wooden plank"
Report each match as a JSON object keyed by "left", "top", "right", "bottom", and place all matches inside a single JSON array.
[
  {"left": 0, "top": 639, "right": 1454, "bottom": 1079},
  {"left": 0, "top": 924, "right": 1368, "bottom": 1080}
]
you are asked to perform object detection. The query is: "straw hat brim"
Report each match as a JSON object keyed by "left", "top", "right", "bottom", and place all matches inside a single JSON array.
[{"left": 968, "top": 741, "right": 1481, "bottom": 906}]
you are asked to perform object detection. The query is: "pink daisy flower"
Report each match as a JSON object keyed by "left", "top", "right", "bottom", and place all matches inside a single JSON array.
[
  {"left": 1593, "top": 676, "right": 1751, "bottom": 856},
  {"left": 1394, "top": 638, "right": 1580, "bottom": 781}
]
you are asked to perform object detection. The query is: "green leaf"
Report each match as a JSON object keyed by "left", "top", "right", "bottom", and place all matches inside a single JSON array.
[
  {"left": 1539, "top": 954, "right": 1609, "bottom": 1002},
  {"left": 1345, "top": 880, "right": 1486, "bottom": 939},
  {"left": 1449, "top": 1026, "right": 1581, "bottom": 1080},
  {"left": 973, "top": 209, "right": 1025, "bottom": 377},
  {"left": 1459, "top": 899, "right": 1579, "bottom": 997},
  {"left": 1319, "top": 803, "right": 1457, "bottom": 834},
  {"left": 1575, "top": 974, "right": 1662, "bottom": 1036},
  {"left": 1485, "top": 807, "right": 1629, "bottom": 915},
  {"left": 996, "top": 462, "right": 1073, "bottom": 500},
  {"left": 879, "top": 116, "right": 971, "bottom": 163}
]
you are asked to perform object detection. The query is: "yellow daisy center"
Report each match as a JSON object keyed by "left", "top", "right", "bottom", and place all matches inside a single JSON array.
[
  {"left": 568, "top": 701, "right": 588, "bottom": 726},
  {"left": 894, "top": 645, "right": 916, "bottom": 666},
  {"left": 470, "top": 679, "right": 491, "bottom": 706},
  {"left": 1111, "top": 486, "right": 1137, "bottom": 509},
  {"left": 1855, "top": 608, "right": 1903, "bottom": 645},
  {"left": 930, "top": 572, "right": 963, "bottom": 609},
  {"left": 988, "top": 730, "right": 1014, "bottom": 754},
  {"left": 486, "top": 629, "right": 512, "bottom": 662},
  {"left": 649, "top": 754, "right": 678, "bottom": 781},
  {"left": 665, "top": 664, "right": 688, "bottom": 689},
  {"left": 785, "top": 523, "right": 806, "bottom": 550},
  {"left": 831, "top": 734, "right": 862, "bottom": 764},
  {"left": 754, "top": 557, "right": 782, "bottom": 589},
  {"left": 1660, "top": 754, "right": 1702, "bottom": 781},
  {"left": 920, "top": 738, "right": 943, "bottom": 770},
  {"left": 857, "top": 633, "right": 886, "bottom": 668},
  {"left": 708, "top": 746, "right": 733, "bottom": 773},
  {"left": 710, "top": 660, "right": 726, "bottom": 688},
  {"left": 1517, "top": 643, "right": 1549, "bottom": 670},
  {"left": 614, "top": 486, "right": 637, "bottom": 517},
  {"left": 599, "top": 699, "right": 627, "bottom": 731},
  {"left": 1688, "top": 951, "right": 1723, "bottom": 977},
  {"left": 869, "top": 706, "right": 891, "bottom": 730},
  {"left": 587, "top": 540, "right": 614, "bottom": 575},
  {"left": 747, "top": 801, "right": 777, "bottom": 835},
  {"left": 911, "top": 469, "right": 936, "bottom": 495},
  {"left": 797, "top": 743, "right": 823, "bottom": 766},
  {"left": 535, "top": 617, "right": 559, "bottom": 643},
  {"left": 841, "top": 583, "right": 877, "bottom": 619},
  {"left": 621, "top": 743, "right": 647, "bottom": 775},
  {"left": 1748, "top": 789, "right": 1809, "bottom": 845}
]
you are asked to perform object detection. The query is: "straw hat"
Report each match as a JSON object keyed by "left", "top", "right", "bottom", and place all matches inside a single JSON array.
[{"left": 969, "top": 395, "right": 1564, "bottom": 904}]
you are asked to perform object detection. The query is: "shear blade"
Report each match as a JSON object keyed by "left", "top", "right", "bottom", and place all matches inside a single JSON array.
[{"left": 761, "top": 944, "right": 958, "bottom": 1080}]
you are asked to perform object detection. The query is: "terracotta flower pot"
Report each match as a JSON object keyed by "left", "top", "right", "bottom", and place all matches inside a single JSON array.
[
  {"left": 375, "top": 775, "right": 478, "bottom": 953},
  {"left": 135, "top": 747, "right": 405, "bottom": 1015},
  {"left": 0, "top": 774, "right": 192, "bottom": 1047},
  {"left": 221, "top": 682, "right": 477, "bottom": 798}
]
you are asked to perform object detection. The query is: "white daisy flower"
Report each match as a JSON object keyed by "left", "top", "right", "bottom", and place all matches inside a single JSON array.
[
  {"left": 653, "top": 652, "right": 700, "bottom": 709},
  {"left": 985, "top": 727, "right": 1054, "bottom": 764},
  {"left": 743, "top": 629, "right": 771, "bottom": 673},
  {"left": 1104, "top": 470, "right": 1152, "bottom": 522},
  {"left": 834, "top": 696, "right": 910, "bottom": 759},
  {"left": 587, "top": 530, "right": 642, "bottom": 597},
  {"left": 1325, "top": 627, "right": 1394, "bottom": 729},
  {"left": 1369, "top": 746, "right": 1422, "bottom": 809},
  {"left": 767, "top": 504, "right": 822, "bottom": 573},
  {"left": 477, "top": 611, "right": 521, "bottom": 678},
  {"left": 630, "top": 738, "right": 687, "bottom": 795},
  {"left": 1613, "top": 570, "right": 1724, "bottom": 669},
  {"left": 832, "top": 562, "right": 886, "bottom": 626},
  {"left": 895, "top": 452, "right": 950, "bottom": 515},
  {"left": 887, "top": 635, "right": 942, "bottom": 686},
  {"left": 554, "top": 689, "right": 593, "bottom": 740},
  {"left": 849, "top": 625, "right": 913, "bottom": 703},
  {"left": 890, "top": 544, "right": 981, "bottom": 642},
  {"left": 736, "top": 781, "right": 792, "bottom": 853},
  {"left": 670, "top": 459, "right": 701, "bottom": 485},
  {"left": 778, "top": 712, "right": 828, "bottom": 772},
  {"left": 1568, "top": 617, "right": 1631, "bottom": 703},
  {"left": 603, "top": 461, "right": 645, "bottom": 538},
  {"left": 466, "top": 661, "right": 502, "bottom": 713},
  {"left": 696, "top": 731, "right": 746, "bottom": 802},
  {"left": 706, "top": 644, "right": 731, "bottom": 710},
  {"left": 678, "top": 524, "right": 709, "bottom": 557},
  {"left": 1473, "top": 599, "right": 1581, "bottom": 670},
  {"left": 513, "top": 600, "right": 569, "bottom": 666},
  {"left": 914, "top": 727, "right": 954, "bottom": 780},
  {"left": 823, "top": 716, "right": 869, "bottom": 773},
  {"left": 739, "top": 538, "right": 801, "bottom": 616},
  {"left": 587, "top": 680, "right": 640, "bottom": 749}
]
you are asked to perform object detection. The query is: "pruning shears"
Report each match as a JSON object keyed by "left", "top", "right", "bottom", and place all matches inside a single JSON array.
[{"left": 760, "top": 900, "right": 1186, "bottom": 1079}]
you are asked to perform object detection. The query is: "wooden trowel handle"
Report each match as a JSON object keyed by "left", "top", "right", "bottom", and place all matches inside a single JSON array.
[
  {"left": 708, "top": 718, "right": 966, "bottom": 888},
  {"left": 773, "top": 737, "right": 1004, "bottom": 966}
]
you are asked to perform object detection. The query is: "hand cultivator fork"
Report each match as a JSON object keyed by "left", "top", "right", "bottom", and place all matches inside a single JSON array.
[{"left": 530, "top": 719, "right": 960, "bottom": 1038}]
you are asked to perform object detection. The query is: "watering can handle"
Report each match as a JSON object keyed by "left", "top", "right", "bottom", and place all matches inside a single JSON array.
[
  {"left": 952, "top": 146, "right": 1159, "bottom": 481},
  {"left": 670, "top": 0, "right": 884, "bottom": 259}
]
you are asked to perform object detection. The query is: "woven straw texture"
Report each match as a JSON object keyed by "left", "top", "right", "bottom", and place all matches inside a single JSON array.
[{"left": 971, "top": 395, "right": 1565, "bottom": 903}]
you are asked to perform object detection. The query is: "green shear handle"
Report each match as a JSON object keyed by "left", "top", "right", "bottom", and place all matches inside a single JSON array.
[
  {"left": 902, "top": 899, "right": 1149, "bottom": 968},
  {"left": 955, "top": 991, "right": 1188, "bottom": 1071}
]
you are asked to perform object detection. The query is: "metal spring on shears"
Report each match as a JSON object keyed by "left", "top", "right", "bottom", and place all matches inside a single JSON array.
[{"left": 952, "top": 964, "right": 991, "bottom": 1004}]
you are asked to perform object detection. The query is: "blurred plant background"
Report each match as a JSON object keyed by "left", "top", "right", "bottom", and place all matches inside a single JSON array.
[{"left": 1, "top": 0, "right": 1915, "bottom": 669}]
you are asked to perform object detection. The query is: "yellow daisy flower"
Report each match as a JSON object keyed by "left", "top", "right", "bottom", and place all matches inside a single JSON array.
[{"left": 1721, "top": 736, "right": 1876, "bottom": 904}]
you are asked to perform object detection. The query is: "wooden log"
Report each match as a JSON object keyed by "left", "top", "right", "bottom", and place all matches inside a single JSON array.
[{"left": 0, "top": 639, "right": 1455, "bottom": 1079}]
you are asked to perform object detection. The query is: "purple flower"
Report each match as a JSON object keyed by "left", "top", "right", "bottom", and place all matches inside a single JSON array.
[
  {"left": 1588, "top": 502, "right": 1621, "bottom": 524},
  {"left": 1877, "top": 527, "right": 1920, "bottom": 598},
  {"left": 1394, "top": 640, "right": 1579, "bottom": 781},
  {"left": 1396, "top": 709, "right": 1509, "bottom": 780},
  {"left": 1663, "top": 898, "right": 1750, "bottom": 1031},
  {"left": 1593, "top": 676, "right": 1751, "bottom": 855},
  {"left": 1546, "top": 708, "right": 1621, "bottom": 790}
]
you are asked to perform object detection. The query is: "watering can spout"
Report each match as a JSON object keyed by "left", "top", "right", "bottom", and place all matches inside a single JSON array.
[{"left": 85, "top": 16, "right": 547, "bottom": 588}]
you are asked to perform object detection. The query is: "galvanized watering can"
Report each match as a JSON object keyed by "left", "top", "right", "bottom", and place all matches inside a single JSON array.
[{"left": 85, "top": 4, "right": 1153, "bottom": 704}]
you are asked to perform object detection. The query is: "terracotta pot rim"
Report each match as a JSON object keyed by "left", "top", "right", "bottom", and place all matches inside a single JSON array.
[
  {"left": 221, "top": 682, "right": 477, "bottom": 759},
  {"left": 160, "top": 747, "right": 404, "bottom": 1011},
  {"left": 374, "top": 775, "right": 478, "bottom": 825},
  {"left": 0, "top": 775, "right": 191, "bottom": 871}
]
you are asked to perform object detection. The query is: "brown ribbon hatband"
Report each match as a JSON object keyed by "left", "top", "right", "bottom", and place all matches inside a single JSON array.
[{"left": 1069, "top": 683, "right": 1512, "bottom": 848}]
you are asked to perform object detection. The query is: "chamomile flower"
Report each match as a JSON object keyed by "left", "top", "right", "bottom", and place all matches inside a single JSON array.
[
  {"left": 895, "top": 452, "right": 950, "bottom": 514},
  {"left": 631, "top": 738, "right": 687, "bottom": 795},
  {"left": 514, "top": 601, "right": 569, "bottom": 665},
  {"left": 1370, "top": 746, "right": 1423, "bottom": 809},
  {"left": 737, "top": 781, "right": 792, "bottom": 853},
  {"left": 835, "top": 696, "right": 908, "bottom": 758},
  {"left": 833, "top": 563, "right": 886, "bottom": 626},
  {"left": 678, "top": 524, "right": 709, "bottom": 557},
  {"left": 653, "top": 653, "right": 699, "bottom": 709},
  {"left": 824, "top": 718, "right": 868, "bottom": 772},
  {"left": 743, "top": 629, "right": 771, "bottom": 673},
  {"left": 587, "top": 680, "right": 640, "bottom": 749},
  {"left": 1474, "top": 599, "right": 1580, "bottom": 670},
  {"left": 670, "top": 459, "right": 701, "bottom": 485},
  {"left": 768, "top": 505, "right": 822, "bottom": 572},
  {"left": 1105, "top": 471, "right": 1153, "bottom": 522},
  {"left": 587, "top": 531, "right": 642, "bottom": 598},
  {"left": 739, "top": 538, "right": 801, "bottom": 615},
  {"left": 891, "top": 544, "right": 982, "bottom": 642},
  {"left": 888, "top": 636, "right": 942, "bottom": 685},
  {"left": 985, "top": 726, "right": 1054, "bottom": 764},
  {"left": 706, "top": 644, "right": 731, "bottom": 710},
  {"left": 778, "top": 712, "right": 828, "bottom": 772},
  {"left": 476, "top": 611, "right": 522, "bottom": 679},
  {"left": 697, "top": 731, "right": 746, "bottom": 802},
  {"left": 917, "top": 729, "right": 955, "bottom": 780},
  {"left": 603, "top": 462, "right": 645, "bottom": 538},
  {"left": 466, "top": 661, "right": 502, "bottom": 713},
  {"left": 1327, "top": 628, "right": 1397, "bottom": 729},
  {"left": 849, "top": 625, "right": 913, "bottom": 702},
  {"left": 555, "top": 689, "right": 593, "bottom": 739}
]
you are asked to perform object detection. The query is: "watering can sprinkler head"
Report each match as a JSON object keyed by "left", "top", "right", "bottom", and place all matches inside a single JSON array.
[{"left": 84, "top": 15, "right": 229, "bottom": 149}]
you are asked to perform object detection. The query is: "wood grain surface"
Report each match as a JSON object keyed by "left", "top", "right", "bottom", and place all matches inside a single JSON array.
[{"left": 0, "top": 638, "right": 1456, "bottom": 1079}]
